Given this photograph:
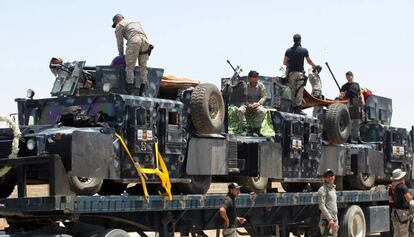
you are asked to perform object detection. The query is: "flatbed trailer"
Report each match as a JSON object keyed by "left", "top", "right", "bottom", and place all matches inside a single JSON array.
[{"left": 0, "top": 189, "right": 390, "bottom": 237}]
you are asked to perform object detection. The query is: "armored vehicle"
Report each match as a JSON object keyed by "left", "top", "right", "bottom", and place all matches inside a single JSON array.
[
  {"left": 0, "top": 61, "right": 228, "bottom": 198},
  {"left": 0, "top": 60, "right": 413, "bottom": 198},
  {"left": 220, "top": 63, "right": 414, "bottom": 192}
]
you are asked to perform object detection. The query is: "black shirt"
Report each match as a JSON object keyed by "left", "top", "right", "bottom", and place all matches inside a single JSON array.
[
  {"left": 340, "top": 82, "right": 360, "bottom": 103},
  {"left": 221, "top": 194, "right": 237, "bottom": 227},
  {"left": 389, "top": 183, "right": 410, "bottom": 209},
  {"left": 285, "top": 44, "right": 309, "bottom": 73}
]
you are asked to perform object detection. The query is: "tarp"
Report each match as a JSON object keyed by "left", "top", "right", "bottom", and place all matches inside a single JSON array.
[{"left": 227, "top": 106, "right": 276, "bottom": 137}]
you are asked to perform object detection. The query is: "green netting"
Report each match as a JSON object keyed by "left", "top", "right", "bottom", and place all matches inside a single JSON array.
[{"left": 227, "top": 106, "right": 276, "bottom": 136}]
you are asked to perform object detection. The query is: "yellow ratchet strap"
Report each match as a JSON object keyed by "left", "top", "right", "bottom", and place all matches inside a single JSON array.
[
  {"left": 114, "top": 133, "right": 149, "bottom": 201},
  {"left": 140, "top": 142, "right": 172, "bottom": 200}
]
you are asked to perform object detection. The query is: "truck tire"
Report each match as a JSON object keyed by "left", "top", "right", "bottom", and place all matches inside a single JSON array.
[
  {"left": 281, "top": 183, "right": 307, "bottom": 192},
  {"left": 98, "top": 180, "right": 128, "bottom": 196},
  {"left": 339, "top": 205, "right": 366, "bottom": 237},
  {"left": 0, "top": 169, "right": 16, "bottom": 198},
  {"left": 99, "top": 229, "right": 129, "bottom": 237},
  {"left": 239, "top": 176, "right": 269, "bottom": 193},
  {"left": 68, "top": 176, "right": 103, "bottom": 195},
  {"left": 190, "top": 83, "right": 224, "bottom": 134},
  {"left": 324, "top": 103, "right": 351, "bottom": 144},
  {"left": 175, "top": 175, "right": 212, "bottom": 194},
  {"left": 345, "top": 173, "right": 376, "bottom": 190}
]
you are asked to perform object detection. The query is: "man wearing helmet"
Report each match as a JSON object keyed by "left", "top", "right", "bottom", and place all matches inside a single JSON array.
[
  {"left": 112, "top": 14, "right": 151, "bottom": 95},
  {"left": 283, "top": 34, "right": 316, "bottom": 113}
]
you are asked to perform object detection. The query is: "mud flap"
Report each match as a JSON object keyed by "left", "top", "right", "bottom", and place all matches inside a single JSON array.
[{"left": 71, "top": 131, "right": 120, "bottom": 179}]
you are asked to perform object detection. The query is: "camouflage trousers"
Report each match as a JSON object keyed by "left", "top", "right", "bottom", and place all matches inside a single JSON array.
[
  {"left": 288, "top": 72, "right": 305, "bottom": 107},
  {"left": 222, "top": 228, "right": 237, "bottom": 237},
  {"left": 391, "top": 209, "right": 410, "bottom": 237},
  {"left": 237, "top": 105, "right": 266, "bottom": 130},
  {"left": 319, "top": 218, "right": 339, "bottom": 237},
  {"left": 125, "top": 35, "right": 150, "bottom": 85}
]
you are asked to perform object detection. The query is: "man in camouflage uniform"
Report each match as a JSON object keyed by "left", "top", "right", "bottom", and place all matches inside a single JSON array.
[
  {"left": 308, "top": 65, "right": 322, "bottom": 117},
  {"left": 112, "top": 14, "right": 151, "bottom": 95},
  {"left": 237, "top": 70, "right": 267, "bottom": 135},
  {"left": 283, "top": 34, "right": 316, "bottom": 113},
  {"left": 318, "top": 169, "right": 339, "bottom": 237},
  {"left": 388, "top": 168, "right": 413, "bottom": 237}
]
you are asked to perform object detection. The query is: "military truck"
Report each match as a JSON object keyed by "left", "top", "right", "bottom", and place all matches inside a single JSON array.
[
  {"left": 221, "top": 64, "right": 414, "bottom": 192},
  {"left": 0, "top": 60, "right": 412, "bottom": 198},
  {"left": 0, "top": 61, "right": 228, "bottom": 197}
]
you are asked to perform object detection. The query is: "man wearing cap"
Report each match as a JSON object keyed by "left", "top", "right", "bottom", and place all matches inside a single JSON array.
[
  {"left": 339, "top": 71, "right": 365, "bottom": 143},
  {"left": 112, "top": 14, "right": 151, "bottom": 95},
  {"left": 318, "top": 169, "right": 339, "bottom": 237},
  {"left": 237, "top": 70, "right": 267, "bottom": 136},
  {"left": 388, "top": 168, "right": 413, "bottom": 237},
  {"left": 219, "top": 183, "right": 246, "bottom": 237},
  {"left": 308, "top": 65, "right": 323, "bottom": 117},
  {"left": 283, "top": 34, "right": 316, "bottom": 113}
]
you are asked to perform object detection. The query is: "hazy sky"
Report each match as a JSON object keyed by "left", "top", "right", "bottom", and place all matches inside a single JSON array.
[{"left": 0, "top": 0, "right": 413, "bottom": 128}]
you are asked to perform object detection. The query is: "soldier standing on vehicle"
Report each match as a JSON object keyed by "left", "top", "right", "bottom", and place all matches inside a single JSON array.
[
  {"left": 220, "top": 183, "right": 246, "bottom": 237},
  {"left": 283, "top": 34, "right": 316, "bottom": 113},
  {"left": 339, "top": 71, "right": 365, "bottom": 143},
  {"left": 388, "top": 168, "right": 413, "bottom": 237},
  {"left": 237, "top": 70, "right": 267, "bottom": 136},
  {"left": 318, "top": 169, "right": 339, "bottom": 237},
  {"left": 308, "top": 65, "right": 323, "bottom": 117},
  {"left": 112, "top": 14, "right": 151, "bottom": 95}
]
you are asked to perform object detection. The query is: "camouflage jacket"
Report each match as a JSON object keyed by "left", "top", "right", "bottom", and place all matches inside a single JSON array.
[
  {"left": 318, "top": 183, "right": 338, "bottom": 221},
  {"left": 115, "top": 19, "right": 147, "bottom": 55}
]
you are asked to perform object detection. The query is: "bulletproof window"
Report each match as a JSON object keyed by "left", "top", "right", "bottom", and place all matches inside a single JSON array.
[
  {"left": 168, "top": 112, "right": 179, "bottom": 126},
  {"left": 135, "top": 107, "right": 146, "bottom": 126},
  {"left": 367, "top": 106, "right": 377, "bottom": 120},
  {"left": 379, "top": 109, "right": 388, "bottom": 122}
]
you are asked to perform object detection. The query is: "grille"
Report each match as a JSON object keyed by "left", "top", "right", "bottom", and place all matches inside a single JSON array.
[{"left": 0, "top": 140, "right": 13, "bottom": 159}]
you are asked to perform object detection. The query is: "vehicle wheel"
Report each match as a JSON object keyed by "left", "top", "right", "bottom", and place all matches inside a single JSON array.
[
  {"left": 174, "top": 175, "right": 212, "bottom": 194},
  {"left": 345, "top": 173, "right": 375, "bottom": 190},
  {"left": 339, "top": 205, "right": 366, "bottom": 237},
  {"left": 190, "top": 83, "right": 225, "bottom": 134},
  {"left": 281, "top": 183, "right": 307, "bottom": 192},
  {"left": 68, "top": 175, "right": 103, "bottom": 195},
  {"left": 0, "top": 169, "right": 16, "bottom": 198},
  {"left": 310, "top": 183, "right": 322, "bottom": 192},
  {"left": 98, "top": 229, "right": 129, "bottom": 237},
  {"left": 98, "top": 180, "right": 128, "bottom": 196},
  {"left": 324, "top": 103, "right": 351, "bottom": 144},
  {"left": 239, "top": 176, "right": 268, "bottom": 193}
]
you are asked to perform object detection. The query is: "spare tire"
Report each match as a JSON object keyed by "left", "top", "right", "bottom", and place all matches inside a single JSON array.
[
  {"left": 68, "top": 175, "right": 103, "bottom": 195},
  {"left": 239, "top": 176, "right": 268, "bottom": 193},
  {"left": 324, "top": 103, "right": 351, "bottom": 144},
  {"left": 190, "top": 83, "right": 224, "bottom": 134}
]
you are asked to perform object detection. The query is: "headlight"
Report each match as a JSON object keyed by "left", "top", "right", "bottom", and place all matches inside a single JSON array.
[
  {"left": 26, "top": 138, "right": 36, "bottom": 151},
  {"left": 26, "top": 89, "right": 35, "bottom": 99},
  {"left": 103, "top": 83, "right": 112, "bottom": 93}
]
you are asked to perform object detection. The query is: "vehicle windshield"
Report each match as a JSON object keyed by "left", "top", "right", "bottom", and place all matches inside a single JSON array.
[{"left": 25, "top": 96, "right": 121, "bottom": 126}]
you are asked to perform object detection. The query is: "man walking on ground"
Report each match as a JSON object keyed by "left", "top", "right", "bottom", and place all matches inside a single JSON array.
[
  {"left": 339, "top": 71, "right": 365, "bottom": 143},
  {"left": 318, "top": 169, "right": 339, "bottom": 237},
  {"left": 388, "top": 168, "right": 413, "bottom": 237},
  {"left": 112, "top": 14, "right": 151, "bottom": 95},
  {"left": 220, "top": 183, "right": 246, "bottom": 237},
  {"left": 283, "top": 34, "right": 316, "bottom": 113},
  {"left": 237, "top": 70, "right": 267, "bottom": 136}
]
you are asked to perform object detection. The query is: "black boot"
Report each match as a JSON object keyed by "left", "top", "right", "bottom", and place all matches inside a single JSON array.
[
  {"left": 126, "top": 84, "right": 134, "bottom": 95},
  {"left": 139, "top": 83, "right": 146, "bottom": 96}
]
